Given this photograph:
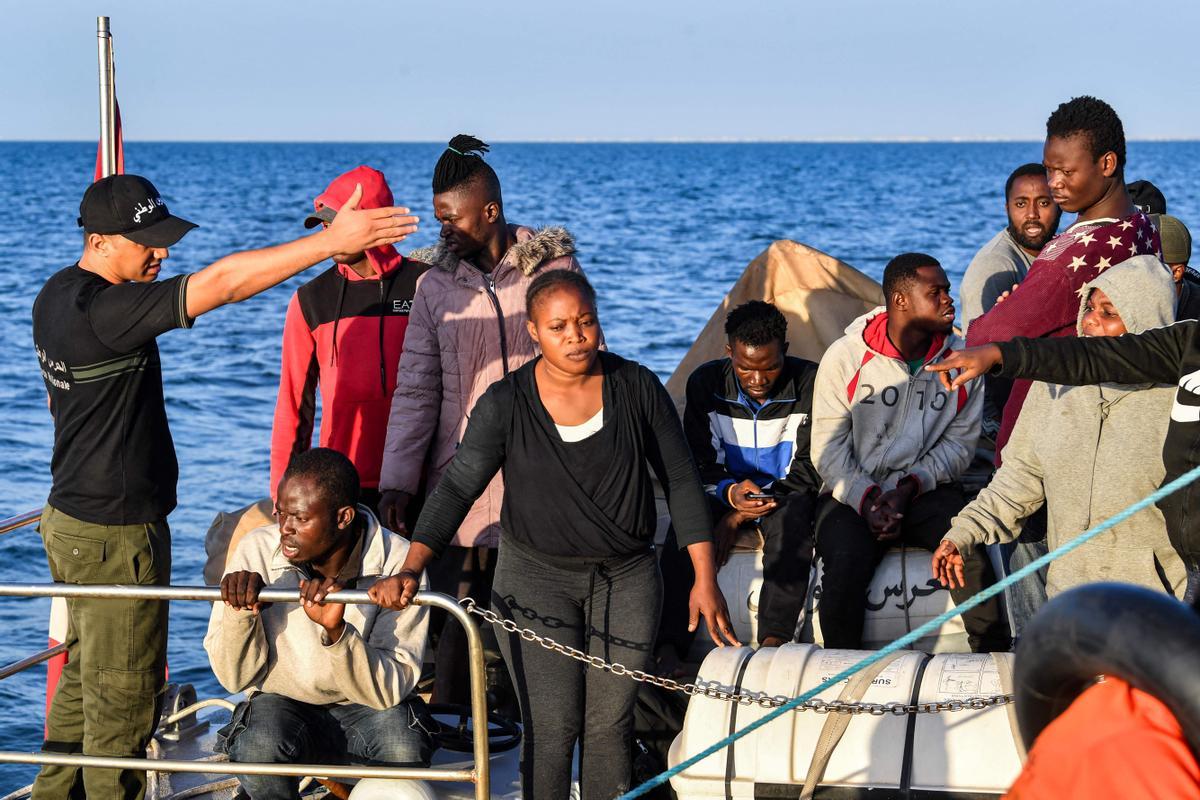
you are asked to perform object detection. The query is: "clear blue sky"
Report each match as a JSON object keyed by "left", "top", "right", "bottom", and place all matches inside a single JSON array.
[{"left": 5, "top": 0, "right": 1199, "bottom": 142}]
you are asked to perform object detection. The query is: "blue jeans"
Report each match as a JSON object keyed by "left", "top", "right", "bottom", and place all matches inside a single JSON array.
[
  {"left": 217, "top": 692, "right": 433, "bottom": 800},
  {"left": 1002, "top": 538, "right": 1049, "bottom": 639}
]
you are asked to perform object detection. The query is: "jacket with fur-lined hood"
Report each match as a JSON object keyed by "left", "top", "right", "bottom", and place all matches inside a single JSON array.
[
  {"left": 380, "top": 224, "right": 584, "bottom": 547},
  {"left": 945, "top": 257, "right": 1185, "bottom": 597},
  {"left": 811, "top": 308, "right": 982, "bottom": 513}
]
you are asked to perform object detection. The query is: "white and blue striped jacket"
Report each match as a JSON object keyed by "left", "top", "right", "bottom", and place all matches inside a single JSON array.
[{"left": 682, "top": 357, "right": 820, "bottom": 507}]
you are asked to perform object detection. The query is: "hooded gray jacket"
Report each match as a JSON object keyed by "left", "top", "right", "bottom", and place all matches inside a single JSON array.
[{"left": 944, "top": 256, "right": 1185, "bottom": 597}]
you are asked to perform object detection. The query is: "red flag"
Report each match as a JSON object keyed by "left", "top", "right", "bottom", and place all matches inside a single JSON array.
[{"left": 92, "top": 98, "right": 125, "bottom": 181}]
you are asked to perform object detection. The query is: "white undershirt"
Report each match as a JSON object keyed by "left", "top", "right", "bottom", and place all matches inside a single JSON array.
[{"left": 555, "top": 407, "right": 604, "bottom": 442}]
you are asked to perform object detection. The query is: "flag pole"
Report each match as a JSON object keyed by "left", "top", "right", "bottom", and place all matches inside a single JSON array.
[{"left": 96, "top": 16, "right": 116, "bottom": 178}]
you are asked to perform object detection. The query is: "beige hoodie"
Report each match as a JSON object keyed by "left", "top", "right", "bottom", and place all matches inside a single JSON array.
[
  {"left": 812, "top": 308, "right": 983, "bottom": 512},
  {"left": 203, "top": 507, "right": 429, "bottom": 710},
  {"left": 945, "top": 256, "right": 1185, "bottom": 597}
]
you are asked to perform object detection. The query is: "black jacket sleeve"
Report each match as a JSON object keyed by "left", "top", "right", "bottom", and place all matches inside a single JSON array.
[
  {"left": 641, "top": 366, "right": 713, "bottom": 549},
  {"left": 411, "top": 382, "right": 509, "bottom": 557},
  {"left": 997, "top": 321, "right": 1194, "bottom": 387},
  {"left": 775, "top": 361, "right": 821, "bottom": 496},
  {"left": 682, "top": 365, "right": 733, "bottom": 492}
]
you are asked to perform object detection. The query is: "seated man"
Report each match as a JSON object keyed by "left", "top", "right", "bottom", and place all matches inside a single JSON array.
[
  {"left": 659, "top": 300, "right": 819, "bottom": 654},
  {"left": 204, "top": 448, "right": 431, "bottom": 800},
  {"left": 811, "top": 253, "right": 1008, "bottom": 652},
  {"left": 933, "top": 258, "right": 1186, "bottom": 599}
]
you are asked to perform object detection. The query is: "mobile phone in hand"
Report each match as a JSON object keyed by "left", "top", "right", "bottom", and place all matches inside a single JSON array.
[{"left": 746, "top": 492, "right": 775, "bottom": 500}]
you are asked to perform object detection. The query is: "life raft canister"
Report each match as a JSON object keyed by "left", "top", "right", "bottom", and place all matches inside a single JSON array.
[{"left": 669, "top": 644, "right": 1023, "bottom": 797}]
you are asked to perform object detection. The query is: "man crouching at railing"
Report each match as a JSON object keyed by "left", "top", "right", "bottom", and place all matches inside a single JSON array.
[{"left": 204, "top": 448, "right": 433, "bottom": 799}]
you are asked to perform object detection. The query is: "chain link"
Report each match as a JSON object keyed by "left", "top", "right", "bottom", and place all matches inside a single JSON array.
[{"left": 458, "top": 598, "right": 1013, "bottom": 715}]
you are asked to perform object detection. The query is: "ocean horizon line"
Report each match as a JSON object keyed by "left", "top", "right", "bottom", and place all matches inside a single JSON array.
[{"left": 4, "top": 137, "right": 1198, "bottom": 145}]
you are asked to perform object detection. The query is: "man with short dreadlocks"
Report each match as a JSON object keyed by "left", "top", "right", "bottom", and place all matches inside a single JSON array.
[{"left": 378, "top": 135, "right": 588, "bottom": 705}]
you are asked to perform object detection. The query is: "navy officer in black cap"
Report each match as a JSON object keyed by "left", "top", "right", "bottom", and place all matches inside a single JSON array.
[{"left": 30, "top": 174, "right": 417, "bottom": 800}]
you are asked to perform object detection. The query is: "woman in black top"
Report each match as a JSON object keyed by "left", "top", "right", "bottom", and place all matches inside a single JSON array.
[{"left": 370, "top": 270, "right": 736, "bottom": 799}]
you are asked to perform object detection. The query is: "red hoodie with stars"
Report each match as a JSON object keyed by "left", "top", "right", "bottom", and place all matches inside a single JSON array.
[
  {"left": 269, "top": 166, "right": 430, "bottom": 495},
  {"left": 965, "top": 210, "right": 1160, "bottom": 463}
]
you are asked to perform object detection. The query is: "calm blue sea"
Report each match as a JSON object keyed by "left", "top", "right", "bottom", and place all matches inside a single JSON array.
[{"left": 1, "top": 141, "right": 1199, "bottom": 783}]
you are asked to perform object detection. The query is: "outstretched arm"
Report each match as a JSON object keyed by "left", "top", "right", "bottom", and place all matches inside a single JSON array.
[
  {"left": 185, "top": 184, "right": 418, "bottom": 318},
  {"left": 928, "top": 322, "right": 1194, "bottom": 392},
  {"left": 370, "top": 386, "right": 509, "bottom": 612}
]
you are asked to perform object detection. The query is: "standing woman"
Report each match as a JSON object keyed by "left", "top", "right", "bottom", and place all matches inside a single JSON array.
[{"left": 370, "top": 269, "right": 738, "bottom": 798}]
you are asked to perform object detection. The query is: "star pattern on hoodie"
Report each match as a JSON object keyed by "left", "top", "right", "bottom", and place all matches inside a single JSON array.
[
  {"left": 1107, "top": 235, "right": 1124, "bottom": 249},
  {"left": 1096, "top": 255, "right": 1113, "bottom": 272},
  {"left": 1069, "top": 255, "right": 1088, "bottom": 272}
]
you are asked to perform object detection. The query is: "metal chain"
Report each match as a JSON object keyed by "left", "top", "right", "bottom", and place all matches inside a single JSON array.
[{"left": 458, "top": 598, "right": 1013, "bottom": 715}]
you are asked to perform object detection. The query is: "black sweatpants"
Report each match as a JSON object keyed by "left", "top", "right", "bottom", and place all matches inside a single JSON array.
[
  {"left": 814, "top": 484, "right": 1010, "bottom": 652},
  {"left": 659, "top": 491, "right": 816, "bottom": 653},
  {"left": 492, "top": 539, "right": 662, "bottom": 800}
]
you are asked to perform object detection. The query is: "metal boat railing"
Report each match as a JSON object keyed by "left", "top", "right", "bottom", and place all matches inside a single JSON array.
[
  {"left": 0, "top": 510, "right": 39, "bottom": 536},
  {"left": 0, "top": 643, "right": 68, "bottom": 681},
  {"left": 0, "top": 573, "right": 492, "bottom": 798}
]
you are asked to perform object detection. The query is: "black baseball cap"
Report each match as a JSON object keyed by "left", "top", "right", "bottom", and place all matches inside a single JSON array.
[
  {"left": 78, "top": 174, "right": 198, "bottom": 248},
  {"left": 1127, "top": 180, "right": 1167, "bottom": 215}
]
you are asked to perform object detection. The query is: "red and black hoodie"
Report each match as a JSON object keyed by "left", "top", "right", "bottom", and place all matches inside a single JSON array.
[{"left": 270, "top": 166, "right": 430, "bottom": 494}]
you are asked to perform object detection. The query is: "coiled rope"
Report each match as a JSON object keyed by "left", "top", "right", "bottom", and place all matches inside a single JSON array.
[{"left": 617, "top": 462, "right": 1200, "bottom": 799}]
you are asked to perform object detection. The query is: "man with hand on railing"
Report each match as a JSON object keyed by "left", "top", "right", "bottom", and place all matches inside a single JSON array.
[
  {"left": 204, "top": 448, "right": 433, "bottom": 800},
  {"left": 31, "top": 174, "right": 417, "bottom": 800}
]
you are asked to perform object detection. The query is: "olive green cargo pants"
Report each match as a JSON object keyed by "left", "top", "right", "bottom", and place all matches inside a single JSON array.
[{"left": 32, "top": 504, "right": 171, "bottom": 800}]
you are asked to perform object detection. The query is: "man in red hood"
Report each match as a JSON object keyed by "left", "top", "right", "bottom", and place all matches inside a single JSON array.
[{"left": 270, "top": 166, "right": 430, "bottom": 515}]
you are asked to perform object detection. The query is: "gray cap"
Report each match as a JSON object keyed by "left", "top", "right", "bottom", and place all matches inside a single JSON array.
[
  {"left": 1156, "top": 214, "right": 1192, "bottom": 265},
  {"left": 303, "top": 205, "right": 337, "bottom": 229}
]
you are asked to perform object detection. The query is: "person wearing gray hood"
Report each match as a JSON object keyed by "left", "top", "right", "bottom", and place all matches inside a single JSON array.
[{"left": 932, "top": 255, "right": 1186, "bottom": 599}]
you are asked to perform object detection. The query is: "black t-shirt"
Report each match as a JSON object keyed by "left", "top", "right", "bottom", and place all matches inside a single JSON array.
[{"left": 33, "top": 264, "right": 193, "bottom": 524}]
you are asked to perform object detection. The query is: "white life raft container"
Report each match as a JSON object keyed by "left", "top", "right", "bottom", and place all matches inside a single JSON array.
[
  {"left": 668, "top": 644, "right": 1023, "bottom": 798},
  {"left": 706, "top": 547, "right": 982, "bottom": 654}
]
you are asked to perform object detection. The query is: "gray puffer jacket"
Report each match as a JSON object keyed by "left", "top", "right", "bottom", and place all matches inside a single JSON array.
[
  {"left": 380, "top": 225, "right": 583, "bottom": 547},
  {"left": 945, "top": 257, "right": 1185, "bottom": 597}
]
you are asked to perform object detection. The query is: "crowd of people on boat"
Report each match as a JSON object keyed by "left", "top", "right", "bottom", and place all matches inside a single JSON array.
[{"left": 29, "top": 94, "right": 1200, "bottom": 799}]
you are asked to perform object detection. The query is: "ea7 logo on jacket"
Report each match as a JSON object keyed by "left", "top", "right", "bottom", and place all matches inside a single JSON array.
[{"left": 392, "top": 300, "right": 412, "bottom": 314}]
